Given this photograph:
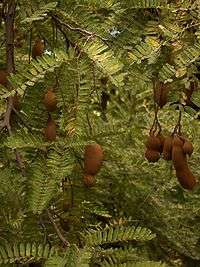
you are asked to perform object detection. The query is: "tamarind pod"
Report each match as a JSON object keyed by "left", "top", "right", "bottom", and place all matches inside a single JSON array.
[
  {"left": 162, "top": 136, "right": 173, "bottom": 161},
  {"left": 32, "top": 39, "right": 45, "bottom": 59},
  {"left": 145, "top": 149, "right": 160, "bottom": 163},
  {"left": 43, "top": 116, "right": 56, "bottom": 141},
  {"left": 43, "top": 88, "right": 57, "bottom": 112},
  {"left": 176, "top": 168, "right": 196, "bottom": 190},
  {"left": 172, "top": 136, "right": 184, "bottom": 147},
  {"left": 146, "top": 135, "right": 162, "bottom": 151},
  {"left": 158, "top": 134, "right": 165, "bottom": 153},
  {"left": 83, "top": 174, "right": 96, "bottom": 187},
  {"left": 154, "top": 81, "right": 169, "bottom": 108},
  {"left": 12, "top": 93, "right": 21, "bottom": 110},
  {"left": 183, "top": 141, "right": 194, "bottom": 156},
  {"left": 172, "top": 145, "right": 197, "bottom": 190},
  {"left": 172, "top": 145, "right": 188, "bottom": 171},
  {"left": 0, "top": 69, "right": 8, "bottom": 86},
  {"left": 84, "top": 144, "right": 103, "bottom": 175}
]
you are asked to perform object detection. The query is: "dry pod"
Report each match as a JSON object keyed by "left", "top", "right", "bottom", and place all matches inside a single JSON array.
[
  {"left": 172, "top": 136, "right": 184, "bottom": 147},
  {"left": 183, "top": 140, "right": 193, "bottom": 156},
  {"left": 145, "top": 149, "right": 160, "bottom": 163},
  {"left": 146, "top": 135, "right": 162, "bottom": 152},
  {"left": 32, "top": 39, "right": 45, "bottom": 59},
  {"left": 162, "top": 136, "right": 173, "bottom": 161},
  {"left": 172, "top": 142, "right": 197, "bottom": 190},
  {"left": 84, "top": 143, "right": 103, "bottom": 175},
  {"left": 154, "top": 81, "right": 169, "bottom": 108},
  {"left": 0, "top": 69, "right": 8, "bottom": 87},
  {"left": 158, "top": 134, "right": 165, "bottom": 153},
  {"left": 43, "top": 88, "right": 57, "bottom": 112},
  {"left": 83, "top": 174, "right": 96, "bottom": 187},
  {"left": 12, "top": 93, "right": 21, "bottom": 110},
  {"left": 43, "top": 115, "right": 56, "bottom": 141}
]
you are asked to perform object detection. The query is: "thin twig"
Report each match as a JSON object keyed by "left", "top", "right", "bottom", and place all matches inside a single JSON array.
[
  {"left": 47, "top": 209, "right": 69, "bottom": 247},
  {"left": 2, "top": 0, "right": 25, "bottom": 174},
  {"left": 51, "top": 13, "right": 108, "bottom": 42}
]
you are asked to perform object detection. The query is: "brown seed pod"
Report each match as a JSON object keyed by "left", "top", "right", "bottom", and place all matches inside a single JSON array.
[
  {"left": 12, "top": 93, "right": 21, "bottom": 111},
  {"left": 0, "top": 69, "right": 8, "bottom": 87},
  {"left": 43, "top": 115, "right": 56, "bottom": 141},
  {"left": 83, "top": 174, "right": 96, "bottom": 187},
  {"left": 158, "top": 134, "right": 165, "bottom": 153},
  {"left": 183, "top": 140, "right": 194, "bottom": 157},
  {"left": 146, "top": 135, "right": 162, "bottom": 151},
  {"left": 32, "top": 39, "right": 45, "bottom": 59},
  {"left": 162, "top": 136, "right": 173, "bottom": 161},
  {"left": 84, "top": 143, "right": 103, "bottom": 175},
  {"left": 172, "top": 136, "right": 184, "bottom": 147},
  {"left": 172, "top": 145, "right": 197, "bottom": 190},
  {"left": 145, "top": 149, "right": 160, "bottom": 163},
  {"left": 43, "top": 88, "right": 57, "bottom": 112},
  {"left": 154, "top": 81, "right": 169, "bottom": 108}
]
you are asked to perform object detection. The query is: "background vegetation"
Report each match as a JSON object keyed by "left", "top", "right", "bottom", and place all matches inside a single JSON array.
[{"left": 0, "top": 0, "right": 200, "bottom": 266}]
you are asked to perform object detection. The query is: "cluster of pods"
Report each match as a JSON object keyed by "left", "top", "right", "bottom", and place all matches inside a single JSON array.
[{"left": 145, "top": 133, "right": 197, "bottom": 190}]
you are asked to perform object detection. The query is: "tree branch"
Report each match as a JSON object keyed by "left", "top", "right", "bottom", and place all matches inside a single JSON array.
[
  {"left": 47, "top": 209, "right": 69, "bottom": 247},
  {"left": 51, "top": 13, "right": 108, "bottom": 43},
  {"left": 1, "top": 0, "right": 25, "bottom": 174}
]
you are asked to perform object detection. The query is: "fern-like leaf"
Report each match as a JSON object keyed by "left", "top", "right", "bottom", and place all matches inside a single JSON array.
[
  {"left": 21, "top": 2, "right": 58, "bottom": 24},
  {"left": 0, "top": 242, "right": 54, "bottom": 265},
  {"left": 0, "top": 50, "right": 69, "bottom": 99},
  {"left": 101, "top": 262, "right": 166, "bottom": 267},
  {"left": 84, "top": 226, "right": 156, "bottom": 246}
]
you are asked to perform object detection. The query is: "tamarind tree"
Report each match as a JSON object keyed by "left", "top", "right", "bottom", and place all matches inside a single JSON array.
[{"left": 0, "top": 0, "right": 200, "bottom": 266}]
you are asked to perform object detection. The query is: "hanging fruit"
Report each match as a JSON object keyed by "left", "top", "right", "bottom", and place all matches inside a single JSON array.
[
  {"left": 144, "top": 133, "right": 162, "bottom": 163},
  {"left": 183, "top": 140, "right": 194, "bottom": 156},
  {"left": 12, "top": 93, "right": 21, "bottom": 111},
  {"left": 154, "top": 80, "right": 169, "bottom": 108},
  {"left": 172, "top": 135, "right": 196, "bottom": 190},
  {"left": 43, "top": 88, "right": 57, "bottom": 112},
  {"left": 162, "top": 136, "right": 173, "bottom": 161},
  {"left": 83, "top": 174, "right": 96, "bottom": 187},
  {"left": 145, "top": 148, "right": 160, "bottom": 163},
  {"left": 32, "top": 38, "right": 45, "bottom": 59},
  {"left": 0, "top": 69, "right": 8, "bottom": 87},
  {"left": 43, "top": 115, "right": 56, "bottom": 141},
  {"left": 83, "top": 143, "right": 103, "bottom": 176}
]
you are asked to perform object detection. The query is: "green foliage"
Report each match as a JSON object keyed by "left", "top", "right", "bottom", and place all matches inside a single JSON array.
[
  {"left": 1, "top": 0, "right": 200, "bottom": 266},
  {"left": 84, "top": 226, "right": 155, "bottom": 246},
  {"left": 0, "top": 243, "right": 54, "bottom": 265},
  {"left": 21, "top": 2, "right": 58, "bottom": 24}
]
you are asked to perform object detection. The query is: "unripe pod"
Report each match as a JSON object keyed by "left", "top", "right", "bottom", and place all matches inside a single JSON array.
[
  {"left": 83, "top": 174, "right": 96, "bottom": 187},
  {"left": 145, "top": 149, "right": 160, "bottom": 163},
  {"left": 32, "top": 39, "right": 45, "bottom": 59},
  {"left": 84, "top": 144, "right": 103, "bottom": 175},
  {"left": 146, "top": 135, "right": 162, "bottom": 151},
  {"left": 0, "top": 69, "right": 8, "bottom": 87},
  {"left": 43, "top": 88, "right": 57, "bottom": 112},
  {"left": 43, "top": 115, "right": 56, "bottom": 141},
  {"left": 162, "top": 136, "right": 173, "bottom": 161},
  {"left": 172, "top": 144, "right": 197, "bottom": 190},
  {"left": 183, "top": 141, "right": 193, "bottom": 156}
]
